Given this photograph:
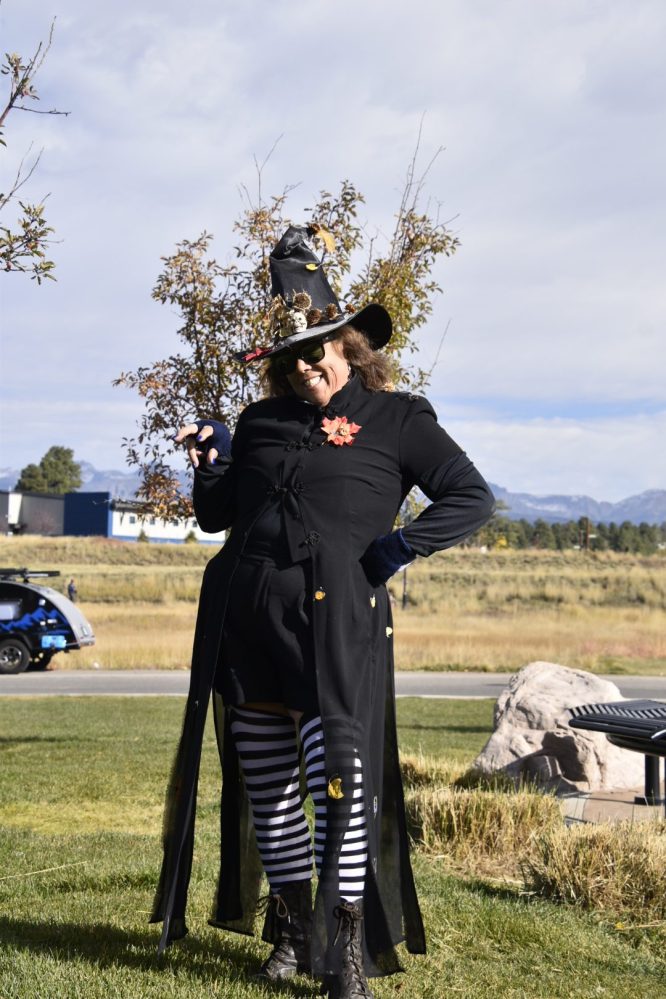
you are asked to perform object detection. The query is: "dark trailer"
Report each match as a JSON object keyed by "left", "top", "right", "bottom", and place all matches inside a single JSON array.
[{"left": 0, "top": 569, "right": 95, "bottom": 675}]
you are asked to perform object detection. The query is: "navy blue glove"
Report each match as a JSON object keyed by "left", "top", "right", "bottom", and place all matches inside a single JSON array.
[
  {"left": 193, "top": 419, "right": 232, "bottom": 460},
  {"left": 360, "top": 529, "right": 416, "bottom": 587},
  {"left": 174, "top": 418, "right": 232, "bottom": 467}
]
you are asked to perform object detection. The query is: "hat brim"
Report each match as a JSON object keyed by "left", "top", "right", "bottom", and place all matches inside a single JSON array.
[{"left": 236, "top": 303, "right": 392, "bottom": 363}]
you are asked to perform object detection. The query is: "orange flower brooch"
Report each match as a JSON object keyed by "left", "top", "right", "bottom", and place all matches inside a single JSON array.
[{"left": 321, "top": 416, "right": 362, "bottom": 446}]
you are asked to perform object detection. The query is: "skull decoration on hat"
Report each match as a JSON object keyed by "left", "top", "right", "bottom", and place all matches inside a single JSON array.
[{"left": 235, "top": 225, "right": 392, "bottom": 363}]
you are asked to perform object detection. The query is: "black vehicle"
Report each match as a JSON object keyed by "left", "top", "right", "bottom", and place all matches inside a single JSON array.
[{"left": 0, "top": 569, "right": 95, "bottom": 675}]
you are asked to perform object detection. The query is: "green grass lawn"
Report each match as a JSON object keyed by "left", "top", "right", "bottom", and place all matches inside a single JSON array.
[{"left": 0, "top": 698, "right": 664, "bottom": 998}]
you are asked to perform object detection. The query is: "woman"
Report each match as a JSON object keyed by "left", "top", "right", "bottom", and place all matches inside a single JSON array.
[{"left": 151, "top": 225, "right": 495, "bottom": 999}]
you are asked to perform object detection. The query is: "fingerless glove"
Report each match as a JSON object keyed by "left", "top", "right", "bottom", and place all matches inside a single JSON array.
[
  {"left": 194, "top": 419, "right": 232, "bottom": 461},
  {"left": 360, "top": 529, "right": 415, "bottom": 587}
]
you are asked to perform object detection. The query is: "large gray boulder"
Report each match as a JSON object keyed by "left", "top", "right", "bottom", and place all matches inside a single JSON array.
[{"left": 473, "top": 661, "right": 645, "bottom": 792}]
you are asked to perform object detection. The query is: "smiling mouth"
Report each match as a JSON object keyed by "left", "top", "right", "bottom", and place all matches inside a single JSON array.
[{"left": 303, "top": 374, "right": 323, "bottom": 389}]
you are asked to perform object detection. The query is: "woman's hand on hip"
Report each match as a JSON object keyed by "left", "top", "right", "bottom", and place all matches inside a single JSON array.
[
  {"left": 173, "top": 419, "right": 231, "bottom": 468},
  {"left": 361, "top": 529, "right": 416, "bottom": 587}
]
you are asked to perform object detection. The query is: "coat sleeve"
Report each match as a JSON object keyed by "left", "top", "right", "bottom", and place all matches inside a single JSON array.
[
  {"left": 192, "top": 460, "right": 236, "bottom": 533},
  {"left": 191, "top": 411, "right": 246, "bottom": 533},
  {"left": 398, "top": 398, "right": 496, "bottom": 557}
]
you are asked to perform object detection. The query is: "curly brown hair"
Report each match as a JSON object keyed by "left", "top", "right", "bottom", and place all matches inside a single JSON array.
[{"left": 260, "top": 325, "right": 394, "bottom": 398}]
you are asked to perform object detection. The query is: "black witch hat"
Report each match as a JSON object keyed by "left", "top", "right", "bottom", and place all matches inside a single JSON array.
[{"left": 235, "top": 224, "right": 392, "bottom": 363}]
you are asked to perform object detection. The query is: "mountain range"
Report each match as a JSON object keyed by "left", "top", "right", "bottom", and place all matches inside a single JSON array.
[
  {"left": 487, "top": 483, "right": 666, "bottom": 525},
  {"left": 1, "top": 463, "right": 664, "bottom": 525}
]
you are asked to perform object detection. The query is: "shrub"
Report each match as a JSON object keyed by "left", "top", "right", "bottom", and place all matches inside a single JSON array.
[
  {"left": 400, "top": 752, "right": 463, "bottom": 789},
  {"left": 523, "top": 820, "right": 666, "bottom": 921},
  {"left": 405, "top": 785, "right": 562, "bottom": 870}
]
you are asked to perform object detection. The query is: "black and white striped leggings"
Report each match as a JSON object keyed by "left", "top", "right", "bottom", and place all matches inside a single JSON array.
[{"left": 229, "top": 707, "right": 367, "bottom": 901}]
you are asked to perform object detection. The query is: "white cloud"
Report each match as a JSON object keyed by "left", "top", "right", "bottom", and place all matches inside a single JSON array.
[
  {"left": 439, "top": 409, "right": 666, "bottom": 502},
  {"left": 1, "top": 0, "right": 665, "bottom": 500}
]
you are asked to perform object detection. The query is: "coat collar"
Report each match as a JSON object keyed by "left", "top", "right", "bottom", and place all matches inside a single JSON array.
[{"left": 305, "top": 371, "right": 369, "bottom": 418}]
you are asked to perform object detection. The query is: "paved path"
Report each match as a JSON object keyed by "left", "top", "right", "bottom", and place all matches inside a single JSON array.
[{"left": 1, "top": 669, "right": 665, "bottom": 699}]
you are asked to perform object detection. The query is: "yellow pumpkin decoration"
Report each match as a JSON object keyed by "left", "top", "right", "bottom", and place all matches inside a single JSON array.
[{"left": 327, "top": 777, "right": 344, "bottom": 799}]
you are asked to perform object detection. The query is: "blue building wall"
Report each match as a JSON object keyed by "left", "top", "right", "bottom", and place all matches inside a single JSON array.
[{"left": 63, "top": 492, "right": 113, "bottom": 536}]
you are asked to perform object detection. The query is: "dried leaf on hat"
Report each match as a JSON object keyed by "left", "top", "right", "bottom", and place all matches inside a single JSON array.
[
  {"left": 268, "top": 295, "right": 290, "bottom": 336},
  {"left": 310, "top": 222, "right": 336, "bottom": 254}
]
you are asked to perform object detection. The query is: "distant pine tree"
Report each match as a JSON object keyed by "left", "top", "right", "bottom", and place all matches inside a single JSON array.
[{"left": 16, "top": 446, "right": 82, "bottom": 494}]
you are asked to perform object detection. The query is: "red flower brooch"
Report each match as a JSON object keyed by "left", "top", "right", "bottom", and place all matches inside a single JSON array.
[{"left": 321, "top": 415, "right": 362, "bottom": 446}]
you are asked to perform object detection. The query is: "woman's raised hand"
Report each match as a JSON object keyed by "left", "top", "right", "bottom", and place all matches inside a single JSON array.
[{"left": 173, "top": 419, "right": 232, "bottom": 468}]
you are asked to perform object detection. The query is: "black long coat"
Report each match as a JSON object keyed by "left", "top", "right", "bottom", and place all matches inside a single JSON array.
[{"left": 151, "top": 374, "right": 495, "bottom": 977}]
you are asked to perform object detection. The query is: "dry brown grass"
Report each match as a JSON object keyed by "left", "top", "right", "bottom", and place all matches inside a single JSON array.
[
  {"left": 402, "top": 752, "right": 666, "bottom": 925},
  {"left": 64, "top": 602, "right": 197, "bottom": 669},
  {"left": 391, "top": 547, "right": 666, "bottom": 672},
  {"left": 400, "top": 751, "right": 466, "bottom": 788},
  {"left": 392, "top": 606, "right": 666, "bottom": 673},
  {"left": 405, "top": 784, "right": 563, "bottom": 872},
  {"left": 64, "top": 568, "right": 204, "bottom": 603},
  {"left": 3, "top": 537, "right": 664, "bottom": 672},
  {"left": 523, "top": 821, "right": 666, "bottom": 922},
  {"left": 399, "top": 548, "right": 666, "bottom": 610},
  {"left": 401, "top": 751, "right": 562, "bottom": 875},
  {"left": 0, "top": 534, "right": 212, "bottom": 567}
]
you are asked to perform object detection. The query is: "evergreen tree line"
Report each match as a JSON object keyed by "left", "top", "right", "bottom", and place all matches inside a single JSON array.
[{"left": 471, "top": 515, "right": 666, "bottom": 554}]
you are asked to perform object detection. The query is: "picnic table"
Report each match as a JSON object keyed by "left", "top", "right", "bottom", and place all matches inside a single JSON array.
[{"left": 568, "top": 699, "right": 666, "bottom": 814}]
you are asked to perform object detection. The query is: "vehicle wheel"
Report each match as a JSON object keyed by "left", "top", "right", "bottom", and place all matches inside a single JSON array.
[
  {"left": 29, "top": 650, "right": 55, "bottom": 671},
  {"left": 0, "top": 637, "right": 31, "bottom": 675}
]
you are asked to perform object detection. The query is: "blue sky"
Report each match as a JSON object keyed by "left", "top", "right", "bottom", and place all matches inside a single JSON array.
[{"left": 1, "top": 0, "right": 665, "bottom": 501}]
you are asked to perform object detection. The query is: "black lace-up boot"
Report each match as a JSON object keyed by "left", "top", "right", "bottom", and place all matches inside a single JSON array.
[
  {"left": 321, "top": 901, "right": 375, "bottom": 999},
  {"left": 255, "top": 880, "right": 313, "bottom": 981}
]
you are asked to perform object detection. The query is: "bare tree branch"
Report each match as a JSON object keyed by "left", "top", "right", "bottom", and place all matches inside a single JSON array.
[
  {"left": 0, "top": 143, "right": 43, "bottom": 210},
  {"left": 14, "top": 105, "right": 70, "bottom": 116},
  {"left": 422, "top": 318, "right": 451, "bottom": 383}
]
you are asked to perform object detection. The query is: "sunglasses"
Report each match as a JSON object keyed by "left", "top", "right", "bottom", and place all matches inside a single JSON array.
[{"left": 271, "top": 336, "right": 333, "bottom": 376}]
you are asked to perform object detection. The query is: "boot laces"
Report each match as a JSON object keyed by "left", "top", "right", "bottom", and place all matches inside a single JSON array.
[
  {"left": 257, "top": 891, "right": 290, "bottom": 921},
  {"left": 332, "top": 902, "right": 370, "bottom": 994}
]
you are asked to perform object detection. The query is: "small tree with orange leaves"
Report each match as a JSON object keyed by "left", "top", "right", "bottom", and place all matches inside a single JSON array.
[{"left": 115, "top": 149, "right": 459, "bottom": 518}]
